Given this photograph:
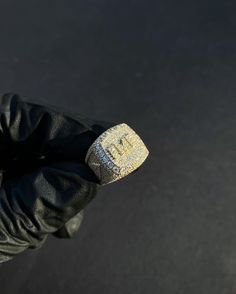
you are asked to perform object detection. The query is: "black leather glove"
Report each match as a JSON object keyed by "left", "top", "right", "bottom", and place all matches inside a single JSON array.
[{"left": 0, "top": 93, "right": 116, "bottom": 263}]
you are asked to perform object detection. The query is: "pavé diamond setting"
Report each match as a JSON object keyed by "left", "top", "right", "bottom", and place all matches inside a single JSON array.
[{"left": 85, "top": 123, "right": 149, "bottom": 185}]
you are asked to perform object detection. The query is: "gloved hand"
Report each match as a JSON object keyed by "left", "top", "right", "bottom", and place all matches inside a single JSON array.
[{"left": 0, "top": 93, "right": 116, "bottom": 263}]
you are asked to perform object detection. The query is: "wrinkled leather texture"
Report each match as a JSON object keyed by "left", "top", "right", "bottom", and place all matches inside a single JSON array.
[{"left": 0, "top": 93, "right": 116, "bottom": 263}]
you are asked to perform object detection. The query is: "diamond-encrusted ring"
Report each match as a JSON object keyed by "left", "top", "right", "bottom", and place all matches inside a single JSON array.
[{"left": 85, "top": 123, "right": 149, "bottom": 185}]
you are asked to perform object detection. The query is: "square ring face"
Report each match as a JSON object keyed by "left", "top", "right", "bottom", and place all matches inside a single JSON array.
[
  {"left": 85, "top": 123, "right": 149, "bottom": 184},
  {"left": 101, "top": 124, "right": 148, "bottom": 172}
]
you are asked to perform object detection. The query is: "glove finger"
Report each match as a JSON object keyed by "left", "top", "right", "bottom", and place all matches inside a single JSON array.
[
  {"left": 52, "top": 210, "right": 84, "bottom": 239},
  {"left": 0, "top": 161, "right": 98, "bottom": 263},
  {"left": 0, "top": 93, "right": 116, "bottom": 168}
]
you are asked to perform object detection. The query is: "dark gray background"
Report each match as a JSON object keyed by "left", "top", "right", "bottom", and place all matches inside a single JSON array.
[{"left": 0, "top": 0, "right": 236, "bottom": 293}]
